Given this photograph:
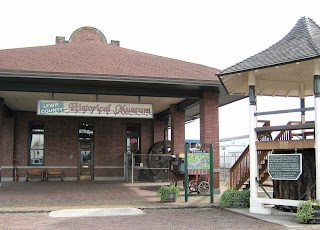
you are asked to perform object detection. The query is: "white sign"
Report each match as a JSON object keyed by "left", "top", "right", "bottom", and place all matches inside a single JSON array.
[{"left": 37, "top": 100, "right": 153, "bottom": 119}]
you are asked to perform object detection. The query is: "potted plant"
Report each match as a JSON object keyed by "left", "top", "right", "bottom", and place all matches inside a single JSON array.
[{"left": 157, "top": 185, "right": 180, "bottom": 202}]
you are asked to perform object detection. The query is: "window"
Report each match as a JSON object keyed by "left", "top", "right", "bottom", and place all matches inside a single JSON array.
[
  {"left": 78, "top": 122, "right": 94, "bottom": 141},
  {"left": 29, "top": 123, "right": 45, "bottom": 166}
]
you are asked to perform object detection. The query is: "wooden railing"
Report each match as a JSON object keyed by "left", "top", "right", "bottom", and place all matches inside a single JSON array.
[
  {"left": 229, "top": 120, "right": 271, "bottom": 189},
  {"left": 229, "top": 120, "right": 315, "bottom": 189}
]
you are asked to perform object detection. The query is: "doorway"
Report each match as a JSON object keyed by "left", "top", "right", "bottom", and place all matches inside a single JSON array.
[
  {"left": 125, "top": 124, "right": 141, "bottom": 181},
  {"left": 78, "top": 122, "right": 94, "bottom": 180}
]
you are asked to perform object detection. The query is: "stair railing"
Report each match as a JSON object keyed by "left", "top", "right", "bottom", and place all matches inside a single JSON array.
[{"left": 229, "top": 120, "right": 315, "bottom": 189}]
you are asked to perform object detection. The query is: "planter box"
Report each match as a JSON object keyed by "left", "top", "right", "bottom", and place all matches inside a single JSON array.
[
  {"left": 163, "top": 191, "right": 177, "bottom": 202},
  {"left": 313, "top": 206, "right": 320, "bottom": 224}
]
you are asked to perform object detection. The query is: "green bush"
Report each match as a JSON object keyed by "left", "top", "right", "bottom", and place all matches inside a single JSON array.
[
  {"left": 219, "top": 189, "right": 250, "bottom": 208},
  {"left": 296, "top": 200, "right": 315, "bottom": 224},
  {"left": 157, "top": 185, "right": 180, "bottom": 202}
]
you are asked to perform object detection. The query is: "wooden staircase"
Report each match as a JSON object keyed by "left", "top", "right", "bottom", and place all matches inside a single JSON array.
[{"left": 229, "top": 120, "right": 314, "bottom": 190}]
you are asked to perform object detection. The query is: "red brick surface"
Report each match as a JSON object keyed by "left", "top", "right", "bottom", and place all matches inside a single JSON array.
[
  {"left": 170, "top": 104, "right": 185, "bottom": 154},
  {"left": 200, "top": 91, "right": 220, "bottom": 188}
]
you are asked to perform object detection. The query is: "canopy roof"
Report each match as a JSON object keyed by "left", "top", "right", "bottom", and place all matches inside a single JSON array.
[{"left": 217, "top": 17, "right": 320, "bottom": 97}]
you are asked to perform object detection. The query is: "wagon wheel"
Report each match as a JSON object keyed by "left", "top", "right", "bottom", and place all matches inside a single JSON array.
[
  {"left": 188, "top": 179, "right": 198, "bottom": 193},
  {"left": 198, "top": 181, "right": 210, "bottom": 194},
  {"left": 147, "top": 140, "right": 171, "bottom": 179}
]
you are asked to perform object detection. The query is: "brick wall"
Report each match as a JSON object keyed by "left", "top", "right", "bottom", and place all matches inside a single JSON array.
[
  {"left": 1, "top": 117, "right": 14, "bottom": 178},
  {"left": 153, "top": 119, "right": 168, "bottom": 143},
  {"left": 12, "top": 112, "right": 154, "bottom": 180}
]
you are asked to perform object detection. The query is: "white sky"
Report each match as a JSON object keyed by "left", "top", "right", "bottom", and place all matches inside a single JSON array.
[{"left": 1, "top": 0, "right": 320, "bottom": 139}]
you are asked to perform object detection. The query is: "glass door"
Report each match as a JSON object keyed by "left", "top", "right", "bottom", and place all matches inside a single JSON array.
[
  {"left": 79, "top": 142, "right": 93, "bottom": 180},
  {"left": 78, "top": 122, "right": 94, "bottom": 180}
]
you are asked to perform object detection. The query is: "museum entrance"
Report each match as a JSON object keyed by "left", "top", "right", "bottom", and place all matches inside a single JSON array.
[
  {"left": 78, "top": 122, "right": 94, "bottom": 180},
  {"left": 125, "top": 124, "right": 141, "bottom": 181}
]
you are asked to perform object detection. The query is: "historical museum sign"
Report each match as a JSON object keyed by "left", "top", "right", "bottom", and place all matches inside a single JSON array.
[
  {"left": 268, "top": 153, "right": 302, "bottom": 180},
  {"left": 37, "top": 100, "right": 153, "bottom": 119}
]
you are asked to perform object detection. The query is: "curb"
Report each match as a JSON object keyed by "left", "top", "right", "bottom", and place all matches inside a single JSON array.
[{"left": 0, "top": 204, "right": 217, "bottom": 214}]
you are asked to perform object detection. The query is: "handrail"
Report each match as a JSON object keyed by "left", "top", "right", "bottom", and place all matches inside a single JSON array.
[
  {"left": 229, "top": 120, "right": 271, "bottom": 189},
  {"left": 255, "top": 107, "right": 314, "bottom": 116},
  {"left": 229, "top": 120, "right": 315, "bottom": 189},
  {"left": 255, "top": 123, "right": 314, "bottom": 132}
]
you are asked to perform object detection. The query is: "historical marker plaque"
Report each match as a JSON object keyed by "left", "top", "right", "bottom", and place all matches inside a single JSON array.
[{"left": 268, "top": 153, "right": 302, "bottom": 180}]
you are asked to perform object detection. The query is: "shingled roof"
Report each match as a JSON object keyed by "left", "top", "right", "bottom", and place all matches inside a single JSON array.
[
  {"left": 217, "top": 16, "right": 320, "bottom": 76},
  {"left": 0, "top": 27, "right": 219, "bottom": 83}
]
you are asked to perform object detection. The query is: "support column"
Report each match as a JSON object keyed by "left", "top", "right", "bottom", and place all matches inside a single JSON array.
[
  {"left": 248, "top": 72, "right": 270, "bottom": 214},
  {"left": 300, "top": 83, "right": 306, "bottom": 126},
  {"left": 153, "top": 119, "right": 169, "bottom": 143},
  {"left": 0, "top": 98, "right": 4, "bottom": 187},
  {"left": 170, "top": 105, "right": 185, "bottom": 154},
  {"left": 314, "top": 75, "right": 320, "bottom": 200},
  {"left": 199, "top": 91, "right": 220, "bottom": 191}
]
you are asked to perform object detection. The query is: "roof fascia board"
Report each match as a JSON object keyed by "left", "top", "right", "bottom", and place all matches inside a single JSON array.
[
  {"left": 217, "top": 56, "right": 320, "bottom": 77},
  {"left": 0, "top": 71, "right": 220, "bottom": 87},
  {"left": 0, "top": 82, "right": 203, "bottom": 98}
]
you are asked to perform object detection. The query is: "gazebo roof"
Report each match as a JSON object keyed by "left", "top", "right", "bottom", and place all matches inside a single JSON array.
[{"left": 217, "top": 17, "right": 320, "bottom": 97}]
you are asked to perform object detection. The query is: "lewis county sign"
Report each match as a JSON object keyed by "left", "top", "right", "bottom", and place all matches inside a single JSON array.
[
  {"left": 268, "top": 153, "right": 302, "bottom": 180},
  {"left": 37, "top": 100, "right": 153, "bottom": 119}
]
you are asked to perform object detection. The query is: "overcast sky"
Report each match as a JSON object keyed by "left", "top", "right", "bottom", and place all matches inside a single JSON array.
[{"left": 1, "top": 0, "right": 319, "bottom": 139}]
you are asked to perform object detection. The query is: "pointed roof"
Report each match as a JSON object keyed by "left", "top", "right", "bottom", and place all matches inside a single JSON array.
[
  {"left": 218, "top": 17, "right": 320, "bottom": 76},
  {"left": 216, "top": 17, "right": 320, "bottom": 97}
]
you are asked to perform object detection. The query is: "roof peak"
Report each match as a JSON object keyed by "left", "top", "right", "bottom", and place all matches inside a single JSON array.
[
  {"left": 217, "top": 16, "right": 320, "bottom": 76},
  {"left": 69, "top": 27, "right": 107, "bottom": 43},
  {"left": 55, "top": 27, "right": 120, "bottom": 47}
]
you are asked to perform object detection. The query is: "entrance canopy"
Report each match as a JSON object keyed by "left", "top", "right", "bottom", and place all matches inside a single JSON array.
[{"left": 217, "top": 17, "right": 320, "bottom": 98}]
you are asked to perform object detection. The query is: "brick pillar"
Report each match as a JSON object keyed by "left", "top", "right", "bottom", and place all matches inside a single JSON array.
[
  {"left": 153, "top": 119, "right": 168, "bottom": 143},
  {"left": 170, "top": 104, "right": 185, "bottom": 154},
  {"left": 199, "top": 91, "right": 220, "bottom": 190}
]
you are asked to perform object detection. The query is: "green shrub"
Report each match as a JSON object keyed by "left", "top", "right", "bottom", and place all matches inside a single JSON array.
[
  {"left": 157, "top": 185, "right": 180, "bottom": 202},
  {"left": 219, "top": 189, "right": 250, "bottom": 208},
  {"left": 296, "top": 200, "right": 315, "bottom": 224}
]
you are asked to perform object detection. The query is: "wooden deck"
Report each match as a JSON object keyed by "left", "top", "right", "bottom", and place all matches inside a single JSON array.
[{"left": 256, "top": 139, "right": 315, "bottom": 150}]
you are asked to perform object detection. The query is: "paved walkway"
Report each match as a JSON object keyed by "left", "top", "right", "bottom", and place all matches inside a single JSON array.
[
  {"left": 0, "top": 180, "right": 215, "bottom": 212},
  {"left": 0, "top": 180, "right": 318, "bottom": 228}
]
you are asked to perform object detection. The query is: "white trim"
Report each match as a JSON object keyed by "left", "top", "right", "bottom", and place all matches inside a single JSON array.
[
  {"left": 255, "top": 198, "right": 301, "bottom": 207},
  {"left": 315, "top": 96, "right": 320, "bottom": 200}
]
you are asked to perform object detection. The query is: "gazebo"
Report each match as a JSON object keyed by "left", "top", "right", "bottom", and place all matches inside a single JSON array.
[{"left": 217, "top": 17, "right": 320, "bottom": 214}]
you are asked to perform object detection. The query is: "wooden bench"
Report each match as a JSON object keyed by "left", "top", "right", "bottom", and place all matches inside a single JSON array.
[
  {"left": 46, "top": 169, "right": 63, "bottom": 181},
  {"left": 26, "top": 169, "right": 45, "bottom": 181}
]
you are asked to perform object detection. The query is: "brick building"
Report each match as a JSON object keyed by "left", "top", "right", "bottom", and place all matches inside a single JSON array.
[{"left": 0, "top": 27, "right": 241, "bottom": 191}]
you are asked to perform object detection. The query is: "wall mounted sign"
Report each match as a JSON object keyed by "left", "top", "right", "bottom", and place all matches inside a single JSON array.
[
  {"left": 37, "top": 100, "right": 153, "bottom": 119},
  {"left": 268, "top": 153, "right": 302, "bottom": 180}
]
